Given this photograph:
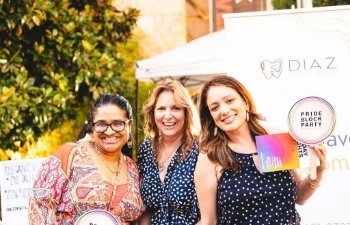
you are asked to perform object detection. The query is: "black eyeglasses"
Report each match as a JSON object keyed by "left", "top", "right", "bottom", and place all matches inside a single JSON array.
[{"left": 92, "top": 120, "right": 130, "bottom": 133}]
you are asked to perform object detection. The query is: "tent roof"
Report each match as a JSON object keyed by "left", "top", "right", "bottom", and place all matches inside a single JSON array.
[{"left": 135, "top": 30, "right": 227, "bottom": 87}]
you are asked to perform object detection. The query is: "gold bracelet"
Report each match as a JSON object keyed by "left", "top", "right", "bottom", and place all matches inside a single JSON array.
[{"left": 307, "top": 175, "right": 321, "bottom": 189}]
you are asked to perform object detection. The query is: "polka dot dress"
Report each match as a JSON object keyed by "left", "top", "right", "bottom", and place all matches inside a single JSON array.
[
  {"left": 137, "top": 139, "right": 200, "bottom": 224},
  {"left": 217, "top": 151, "right": 301, "bottom": 225}
]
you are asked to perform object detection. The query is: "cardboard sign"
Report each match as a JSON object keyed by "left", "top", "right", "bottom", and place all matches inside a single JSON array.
[{"left": 0, "top": 159, "right": 45, "bottom": 225}]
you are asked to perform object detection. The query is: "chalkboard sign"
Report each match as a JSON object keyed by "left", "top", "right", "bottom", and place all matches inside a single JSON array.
[{"left": 0, "top": 159, "right": 45, "bottom": 225}]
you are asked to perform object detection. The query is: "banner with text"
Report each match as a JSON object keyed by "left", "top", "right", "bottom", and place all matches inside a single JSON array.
[{"left": 223, "top": 5, "right": 350, "bottom": 224}]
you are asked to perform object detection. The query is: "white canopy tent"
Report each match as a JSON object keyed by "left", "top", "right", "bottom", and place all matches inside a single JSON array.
[
  {"left": 134, "top": 30, "right": 227, "bottom": 144},
  {"left": 135, "top": 30, "right": 227, "bottom": 87}
]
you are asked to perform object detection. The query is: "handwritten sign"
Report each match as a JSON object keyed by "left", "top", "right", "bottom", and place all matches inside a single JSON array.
[{"left": 0, "top": 159, "right": 45, "bottom": 225}]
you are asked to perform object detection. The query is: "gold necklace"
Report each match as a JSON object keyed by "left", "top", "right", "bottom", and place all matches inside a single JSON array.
[
  {"left": 109, "top": 154, "right": 123, "bottom": 211},
  {"left": 158, "top": 145, "right": 179, "bottom": 172},
  {"left": 95, "top": 144, "right": 120, "bottom": 174}
]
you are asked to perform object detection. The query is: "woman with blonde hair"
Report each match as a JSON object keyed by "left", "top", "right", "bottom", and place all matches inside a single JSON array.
[{"left": 137, "top": 79, "right": 200, "bottom": 224}]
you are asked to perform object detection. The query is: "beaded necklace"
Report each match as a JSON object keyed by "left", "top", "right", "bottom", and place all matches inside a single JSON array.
[
  {"left": 108, "top": 154, "right": 123, "bottom": 211},
  {"left": 94, "top": 144, "right": 123, "bottom": 210}
]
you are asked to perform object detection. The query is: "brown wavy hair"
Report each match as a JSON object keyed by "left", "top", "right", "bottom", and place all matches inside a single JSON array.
[
  {"left": 197, "top": 75, "right": 268, "bottom": 172},
  {"left": 142, "top": 79, "right": 200, "bottom": 161}
]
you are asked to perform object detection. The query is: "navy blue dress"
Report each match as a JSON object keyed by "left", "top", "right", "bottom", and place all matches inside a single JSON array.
[
  {"left": 137, "top": 139, "right": 200, "bottom": 225},
  {"left": 217, "top": 151, "right": 301, "bottom": 225}
]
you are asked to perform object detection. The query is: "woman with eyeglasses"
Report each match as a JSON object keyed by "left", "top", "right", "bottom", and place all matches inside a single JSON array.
[
  {"left": 137, "top": 79, "right": 201, "bottom": 225},
  {"left": 28, "top": 94, "right": 142, "bottom": 225}
]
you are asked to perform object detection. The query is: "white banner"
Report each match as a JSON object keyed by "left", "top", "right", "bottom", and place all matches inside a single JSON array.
[
  {"left": 223, "top": 5, "right": 350, "bottom": 224},
  {"left": 0, "top": 159, "right": 45, "bottom": 225}
]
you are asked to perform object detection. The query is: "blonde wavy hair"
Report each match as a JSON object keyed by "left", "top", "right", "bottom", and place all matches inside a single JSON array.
[{"left": 142, "top": 79, "right": 199, "bottom": 161}]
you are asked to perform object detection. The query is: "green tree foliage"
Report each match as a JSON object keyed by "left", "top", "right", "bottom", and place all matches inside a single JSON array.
[
  {"left": 116, "top": 39, "right": 156, "bottom": 159},
  {"left": 313, "top": 0, "right": 350, "bottom": 6},
  {"left": 272, "top": 0, "right": 350, "bottom": 9},
  {"left": 272, "top": 0, "right": 296, "bottom": 10},
  {"left": 0, "top": 0, "right": 139, "bottom": 153}
]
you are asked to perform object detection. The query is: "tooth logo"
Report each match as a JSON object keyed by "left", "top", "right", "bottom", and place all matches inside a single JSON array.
[{"left": 261, "top": 59, "right": 283, "bottom": 79}]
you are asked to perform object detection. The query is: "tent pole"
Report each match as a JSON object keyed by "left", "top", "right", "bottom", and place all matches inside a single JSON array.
[{"left": 135, "top": 79, "right": 139, "bottom": 161}]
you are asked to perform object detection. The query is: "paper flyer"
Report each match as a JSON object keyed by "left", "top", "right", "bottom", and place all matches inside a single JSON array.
[{"left": 256, "top": 133, "right": 314, "bottom": 173}]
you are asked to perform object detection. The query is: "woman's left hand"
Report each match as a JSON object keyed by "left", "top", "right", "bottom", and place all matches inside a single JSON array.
[{"left": 309, "top": 143, "right": 327, "bottom": 171}]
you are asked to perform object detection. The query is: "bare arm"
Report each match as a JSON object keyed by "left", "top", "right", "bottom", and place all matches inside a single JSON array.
[
  {"left": 194, "top": 152, "right": 219, "bottom": 225},
  {"left": 293, "top": 143, "right": 327, "bottom": 205}
]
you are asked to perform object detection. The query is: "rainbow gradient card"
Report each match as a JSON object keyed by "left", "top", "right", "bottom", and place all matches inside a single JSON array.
[{"left": 256, "top": 133, "right": 300, "bottom": 173}]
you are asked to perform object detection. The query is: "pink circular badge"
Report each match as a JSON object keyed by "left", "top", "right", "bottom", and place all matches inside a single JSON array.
[{"left": 75, "top": 210, "right": 120, "bottom": 225}]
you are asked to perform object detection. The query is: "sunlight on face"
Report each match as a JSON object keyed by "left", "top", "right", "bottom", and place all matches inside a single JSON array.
[
  {"left": 92, "top": 104, "right": 130, "bottom": 153},
  {"left": 206, "top": 86, "right": 248, "bottom": 133},
  {"left": 154, "top": 91, "right": 185, "bottom": 139}
]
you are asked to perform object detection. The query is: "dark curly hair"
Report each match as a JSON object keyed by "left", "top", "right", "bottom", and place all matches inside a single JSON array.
[{"left": 77, "top": 94, "right": 133, "bottom": 157}]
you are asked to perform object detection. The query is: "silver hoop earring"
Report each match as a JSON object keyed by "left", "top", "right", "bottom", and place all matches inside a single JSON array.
[
  {"left": 246, "top": 111, "right": 250, "bottom": 122},
  {"left": 213, "top": 126, "right": 217, "bottom": 136},
  {"left": 127, "top": 135, "right": 132, "bottom": 148}
]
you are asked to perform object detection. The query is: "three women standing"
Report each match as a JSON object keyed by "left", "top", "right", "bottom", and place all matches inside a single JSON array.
[{"left": 29, "top": 76, "right": 327, "bottom": 225}]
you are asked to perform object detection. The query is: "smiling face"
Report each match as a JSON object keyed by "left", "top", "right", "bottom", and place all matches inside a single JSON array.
[
  {"left": 154, "top": 91, "right": 185, "bottom": 140},
  {"left": 206, "top": 85, "right": 249, "bottom": 133},
  {"left": 92, "top": 104, "right": 130, "bottom": 153}
]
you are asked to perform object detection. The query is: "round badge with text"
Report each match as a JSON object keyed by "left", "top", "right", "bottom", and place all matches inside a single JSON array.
[
  {"left": 288, "top": 96, "right": 336, "bottom": 144},
  {"left": 75, "top": 210, "right": 120, "bottom": 225}
]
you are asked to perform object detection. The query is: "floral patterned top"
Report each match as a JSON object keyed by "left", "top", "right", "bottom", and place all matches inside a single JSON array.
[
  {"left": 137, "top": 139, "right": 200, "bottom": 224},
  {"left": 28, "top": 142, "right": 142, "bottom": 225}
]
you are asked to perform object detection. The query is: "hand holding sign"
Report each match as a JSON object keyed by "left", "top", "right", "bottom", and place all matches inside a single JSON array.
[{"left": 288, "top": 96, "right": 335, "bottom": 179}]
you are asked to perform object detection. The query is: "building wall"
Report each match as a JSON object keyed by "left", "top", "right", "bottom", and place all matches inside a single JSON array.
[
  {"left": 115, "top": 0, "right": 274, "bottom": 57},
  {"left": 186, "top": 0, "right": 210, "bottom": 41},
  {"left": 215, "top": 0, "right": 273, "bottom": 31},
  {"left": 115, "top": 0, "right": 187, "bottom": 58}
]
